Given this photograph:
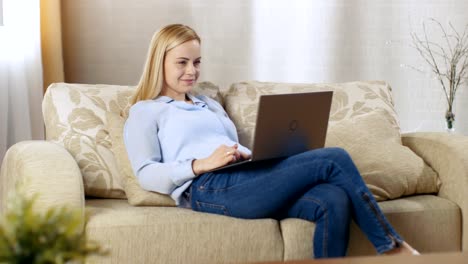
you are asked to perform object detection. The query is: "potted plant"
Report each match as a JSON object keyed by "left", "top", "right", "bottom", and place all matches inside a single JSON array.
[{"left": 0, "top": 194, "right": 106, "bottom": 263}]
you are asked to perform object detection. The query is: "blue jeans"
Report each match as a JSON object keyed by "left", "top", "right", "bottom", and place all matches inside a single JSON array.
[{"left": 188, "top": 147, "right": 403, "bottom": 258}]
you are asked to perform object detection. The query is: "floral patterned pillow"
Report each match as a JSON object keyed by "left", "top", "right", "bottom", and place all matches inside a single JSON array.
[
  {"left": 223, "top": 80, "right": 400, "bottom": 149},
  {"left": 222, "top": 80, "right": 440, "bottom": 201},
  {"left": 325, "top": 110, "right": 439, "bottom": 201},
  {"left": 43, "top": 82, "right": 222, "bottom": 199}
]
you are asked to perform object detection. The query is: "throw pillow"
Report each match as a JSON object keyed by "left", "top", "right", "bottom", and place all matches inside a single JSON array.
[
  {"left": 325, "top": 111, "right": 440, "bottom": 201},
  {"left": 43, "top": 83, "right": 135, "bottom": 198},
  {"left": 223, "top": 80, "right": 400, "bottom": 149},
  {"left": 223, "top": 80, "right": 440, "bottom": 201},
  {"left": 43, "top": 81, "right": 222, "bottom": 200}
]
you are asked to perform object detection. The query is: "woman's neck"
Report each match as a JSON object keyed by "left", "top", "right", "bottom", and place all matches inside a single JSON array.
[
  {"left": 160, "top": 92, "right": 192, "bottom": 104},
  {"left": 160, "top": 90, "right": 185, "bottom": 101}
]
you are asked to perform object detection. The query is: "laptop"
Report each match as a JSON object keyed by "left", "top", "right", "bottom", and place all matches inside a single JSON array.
[{"left": 209, "top": 91, "right": 333, "bottom": 172}]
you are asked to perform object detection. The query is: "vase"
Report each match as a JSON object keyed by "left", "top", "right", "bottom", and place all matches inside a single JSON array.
[{"left": 445, "top": 110, "right": 455, "bottom": 133}]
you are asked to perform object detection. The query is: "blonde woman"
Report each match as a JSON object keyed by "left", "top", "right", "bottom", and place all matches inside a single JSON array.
[{"left": 124, "top": 24, "right": 419, "bottom": 258}]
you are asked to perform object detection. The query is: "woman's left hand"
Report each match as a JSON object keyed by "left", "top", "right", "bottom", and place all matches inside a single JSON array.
[{"left": 191, "top": 144, "right": 250, "bottom": 176}]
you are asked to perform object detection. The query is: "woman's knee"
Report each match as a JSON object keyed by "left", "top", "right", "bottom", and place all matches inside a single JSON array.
[
  {"left": 318, "top": 184, "right": 351, "bottom": 215},
  {"left": 291, "top": 184, "right": 351, "bottom": 223},
  {"left": 315, "top": 147, "right": 355, "bottom": 168},
  {"left": 315, "top": 184, "right": 352, "bottom": 224},
  {"left": 325, "top": 147, "right": 351, "bottom": 160}
]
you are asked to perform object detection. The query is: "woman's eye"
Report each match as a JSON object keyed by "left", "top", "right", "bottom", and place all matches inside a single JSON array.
[
  {"left": 194, "top": 61, "right": 201, "bottom": 66},
  {"left": 178, "top": 61, "right": 187, "bottom": 65}
]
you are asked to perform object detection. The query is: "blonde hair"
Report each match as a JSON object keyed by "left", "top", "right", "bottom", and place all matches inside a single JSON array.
[{"left": 131, "top": 24, "right": 200, "bottom": 105}]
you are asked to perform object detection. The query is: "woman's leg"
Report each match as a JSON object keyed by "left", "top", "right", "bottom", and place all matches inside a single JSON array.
[
  {"left": 279, "top": 183, "right": 352, "bottom": 258},
  {"left": 190, "top": 147, "right": 403, "bottom": 254},
  {"left": 290, "top": 148, "right": 404, "bottom": 254}
]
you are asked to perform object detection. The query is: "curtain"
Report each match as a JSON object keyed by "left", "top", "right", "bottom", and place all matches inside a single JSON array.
[
  {"left": 0, "top": 0, "right": 44, "bottom": 164},
  {"left": 249, "top": 0, "right": 468, "bottom": 134},
  {"left": 40, "top": 0, "right": 64, "bottom": 93}
]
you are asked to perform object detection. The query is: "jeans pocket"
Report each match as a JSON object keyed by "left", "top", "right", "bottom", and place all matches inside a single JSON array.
[
  {"left": 195, "top": 201, "right": 230, "bottom": 216},
  {"left": 197, "top": 172, "right": 215, "bottom": 191},
  {"left": 197, "top": 171, "right": 245, "bottom": 192}
]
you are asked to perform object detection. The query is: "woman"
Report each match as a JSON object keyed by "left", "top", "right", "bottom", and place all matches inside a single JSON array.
[{"left": 124, "top": 24, "right": 419, "bottom": 258}]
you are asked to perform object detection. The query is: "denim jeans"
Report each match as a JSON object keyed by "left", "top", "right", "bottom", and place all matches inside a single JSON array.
[{"left": 188, "top": 147, "right": 403, "bottom": 258}]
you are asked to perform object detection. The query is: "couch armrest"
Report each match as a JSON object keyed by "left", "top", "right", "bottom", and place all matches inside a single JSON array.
[
  {"left": 0, "top": 141, "right": 85, "bottom": 218},
  {"left": 401, "top": 132, "right": 468, "bottom": 250}
]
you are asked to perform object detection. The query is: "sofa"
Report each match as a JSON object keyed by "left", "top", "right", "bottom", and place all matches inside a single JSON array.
[{"left": 1, "top": 80, "right": 467, "bottom": 263}]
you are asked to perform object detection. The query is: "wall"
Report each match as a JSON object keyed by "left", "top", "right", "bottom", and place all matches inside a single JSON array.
[
  {"left": 61, "top": 0, "right": 253, "bottom": 89},
  {"left": 61, "top": 0, "right": 468, "bottom": 135}
]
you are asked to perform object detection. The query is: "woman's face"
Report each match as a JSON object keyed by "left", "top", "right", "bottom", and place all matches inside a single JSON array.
[{"left": 162, "top": 39, "right": 201, "bottom": 100}]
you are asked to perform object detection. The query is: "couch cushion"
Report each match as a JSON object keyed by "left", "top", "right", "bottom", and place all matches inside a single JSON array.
[
  {"left": 223, "top": 80, "right": 439, "bottom": 201},
  {"left": 325, "top": 111, "right": 439, "bottom": 201},
  {"left": 85, "top": 199, "right": 284, "bottom": 264},
  {"left": 280, "top": 195, "right": 461, "bottom": 260},
  {"left": 43, "top": 82, "right": 222, "bottom": 199},
  {"left": 223, "top": 80, "right": 400, "bottom": 149}
]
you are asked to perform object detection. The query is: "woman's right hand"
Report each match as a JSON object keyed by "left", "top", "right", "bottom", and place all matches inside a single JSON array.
[{"left": 192, "top": 144, "right": 250, "bottom": 176}]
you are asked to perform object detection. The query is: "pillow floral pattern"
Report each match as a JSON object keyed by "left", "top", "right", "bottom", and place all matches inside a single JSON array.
[
  {"left": 222, "top": 80, "right": 439, "bottom": 201},
  {"left": 325, "top": 111, "right": 439, "bottom": 201},
  {"left": 43, "top": 82, "right": 221, "bottom": 199},
  {"left": 223, "top": 80, "right": 400, "bottom": 149}
]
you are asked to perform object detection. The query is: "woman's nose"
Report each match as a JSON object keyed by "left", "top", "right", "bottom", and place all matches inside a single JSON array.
[{"left": 186, "top": 63, "right": 196, "bottom": 75}]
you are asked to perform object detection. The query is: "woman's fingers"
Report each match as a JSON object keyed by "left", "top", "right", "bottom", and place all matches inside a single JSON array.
[
  {"left": 225, "top": 150, "right": 238, "bottom": 163},
  {"left": 214, "top": 144, "right": 243, "bottom": 166},
  {"left": 240, "top": 151, "right": 251, "bottom": 160}
]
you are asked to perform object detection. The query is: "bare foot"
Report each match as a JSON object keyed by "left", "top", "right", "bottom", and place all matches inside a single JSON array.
[{"left": 384, "top": 241, "right": 420, "bottom": 256}]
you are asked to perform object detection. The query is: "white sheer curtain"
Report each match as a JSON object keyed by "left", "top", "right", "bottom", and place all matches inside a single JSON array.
[
  {"left": 0, "top": 0, "right": 44, "bottom": 164},
  {"left": 247, "top": 0, "right": 468, "bottom": 134}
]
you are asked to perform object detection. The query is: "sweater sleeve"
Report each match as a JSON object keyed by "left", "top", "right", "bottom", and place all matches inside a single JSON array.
[{"left": 123, "top": 102, "right": 196, "bottom": 194}]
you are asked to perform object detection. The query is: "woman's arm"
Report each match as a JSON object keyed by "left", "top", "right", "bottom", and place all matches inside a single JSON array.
[{"left": 124, "top": 102, "right": 196, "bottom": 194}]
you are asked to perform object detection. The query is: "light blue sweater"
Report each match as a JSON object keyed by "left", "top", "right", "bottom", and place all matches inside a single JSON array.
[{"left": 123, "top": 93, "right": 251, "bottom": 205}]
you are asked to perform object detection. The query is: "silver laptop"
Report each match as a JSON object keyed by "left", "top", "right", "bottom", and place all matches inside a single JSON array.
[{"left": 209, "top": 91, "right": 333, "bottom": 172}]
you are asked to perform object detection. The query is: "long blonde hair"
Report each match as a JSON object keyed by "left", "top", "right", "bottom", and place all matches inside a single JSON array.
[{"left": 131, "top": 24, "right": 200, "bottom": 105}]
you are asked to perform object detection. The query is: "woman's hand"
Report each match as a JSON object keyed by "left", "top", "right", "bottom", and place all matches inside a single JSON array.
[{"left": 192, "top": 144, "right": 251, "bottom": 176}]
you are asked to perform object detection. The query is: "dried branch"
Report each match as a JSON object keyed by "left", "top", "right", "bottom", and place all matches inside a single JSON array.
[
  {"left": 431, "top": 18, "right": 454, "bottom": 57},
  {"left": 410, "top": 18, "right": 468, "bottom": 116},
  {"left": 423, "top": 21, "right": 451, "bottom": 105}
]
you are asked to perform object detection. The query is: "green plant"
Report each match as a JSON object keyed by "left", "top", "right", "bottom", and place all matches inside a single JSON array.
[{"left": 0, "top": 194, "right": 106, "bottom": 264}]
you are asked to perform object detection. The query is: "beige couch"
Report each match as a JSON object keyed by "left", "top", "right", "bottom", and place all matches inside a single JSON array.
[{"left": 1, "top": 80, "right": 467, "bottom": 263}]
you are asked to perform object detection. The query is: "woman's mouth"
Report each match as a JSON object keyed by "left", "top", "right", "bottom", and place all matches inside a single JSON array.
[{"left": 181, "top": 79, "right": 195, "bottom": 85}]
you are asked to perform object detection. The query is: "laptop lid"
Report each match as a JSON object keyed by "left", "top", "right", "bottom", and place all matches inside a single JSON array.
[
  {"left": 207, "top": 91, "right": 333, "bottom": 173},
  {"left": 250, "top": 91, "right": 333, "bottom": 161}
]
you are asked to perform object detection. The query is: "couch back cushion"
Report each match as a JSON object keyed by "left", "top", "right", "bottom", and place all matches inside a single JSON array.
[
  {"left": 223, "top": 81, "right": 439, "bottom": 201},
  {"left": 224, "top": 80, "right": 400, "bottom": 148},
  {"left": 42, "top": 82, "right": 221, "bottom": 199}
]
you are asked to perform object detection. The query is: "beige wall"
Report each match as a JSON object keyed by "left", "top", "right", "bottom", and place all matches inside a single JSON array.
[{"left": 61, "top": 0, "right": 253, "bottom": 89}]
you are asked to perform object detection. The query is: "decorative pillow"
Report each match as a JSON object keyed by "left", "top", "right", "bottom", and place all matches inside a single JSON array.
[
  {"left": 223, "top": 80, "right": 400, "bottom": 149},
  {"left": 325, "top": 111, "right": 440, "bottom": 201},
  {"left": 43, "top": 83, "right": 134, "bottom": 198},
  {"left": 106, "top": 112, "right": 176, "bottom": 206},
  {"left": 43, "top": 81, "right": 221, "bottom": 200},
  {"left": 223, "top": 80, "right": 439, "bottom": 201}
]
